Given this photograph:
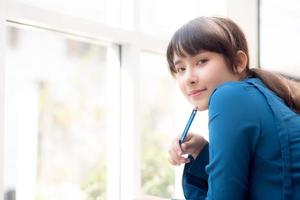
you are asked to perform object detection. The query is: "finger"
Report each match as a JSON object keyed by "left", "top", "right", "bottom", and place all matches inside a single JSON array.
[
  {"left": 170, "top": 144, "right": 190, "bottom": 164},
  {"left": 183, "top": 133, "right": 193, "bottom": 141},
  {"left": 172, "top": 138, "right": 183, "bottom": 156},
  {"left": 185, "top": 157, "right": 191, "bottom": 163},
  {"left": 168, "top": 152, "right": 183, "bottom": 165},
  {"left": 168, "top": 157, "right": 176, "bottom": 165},
  {"left": 169, "top": 147, "right": 185, "bottom": 164},
  {"left": 182, "top": 135, "right": 201, "bottom": 151},
  {"left": 181, "top": 142, "right": 188, "bottom": 152},
  {"left": 181, "top": 139, "right": 198, "bottom": 155},
  {"left": 168, "top": 156, "right": 190, "bottom": 165},
  {"left": 168, "top": 157, "right": 180, "bottom": 166}
]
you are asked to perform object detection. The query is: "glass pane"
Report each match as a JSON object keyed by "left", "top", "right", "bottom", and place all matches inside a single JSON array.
[
  {"left": 139, "top": 52, "right": 177, "bottom": 198},
  {"left": 138, "top": 52, "right": 209, "bottom": 199},
  {"left": 260, "top": 0, "right": 300, "bottom": 77},
  {"left": 139, "top": 0, "right": 227, "bottom": 37},
  {"left": 14, "top": 0, "right": 120, "bottom": 27},
  {"left": 4, "top": 26, "right": 108, "bottom": 200}
]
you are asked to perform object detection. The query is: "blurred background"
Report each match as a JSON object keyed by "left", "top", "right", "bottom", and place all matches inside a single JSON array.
[{"left": 0, "top": 0, "right": 299, "bottom": 199}]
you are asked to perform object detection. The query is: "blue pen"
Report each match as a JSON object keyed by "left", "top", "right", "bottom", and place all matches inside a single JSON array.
[{"left": 179, "top": 107, "right": 198, "bottom": 145}]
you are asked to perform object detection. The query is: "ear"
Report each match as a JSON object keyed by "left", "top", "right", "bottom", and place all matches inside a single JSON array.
[{"left": 235, "top": 50, "right": 248, "bottom": 73}]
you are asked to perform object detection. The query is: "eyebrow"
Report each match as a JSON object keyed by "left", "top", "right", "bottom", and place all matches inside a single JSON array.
[
  {"left": 173, "top": 50, "right": 207, "bottom": 66},
  {"left": 174, "top": 60, "right": 182, "bottom": 66}
]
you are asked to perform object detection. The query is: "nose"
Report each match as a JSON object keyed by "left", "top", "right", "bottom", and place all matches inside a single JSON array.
[{"left": 185, "top": 68, "right": 199, "bottom": 85}]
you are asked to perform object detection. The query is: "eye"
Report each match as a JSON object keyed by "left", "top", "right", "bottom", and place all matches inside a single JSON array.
[
  {"left": 175, "top": 66, "right": 186, "bottom": 73},
  {"left": 197, "top": 59, "right": 208, "bottom": 66}
]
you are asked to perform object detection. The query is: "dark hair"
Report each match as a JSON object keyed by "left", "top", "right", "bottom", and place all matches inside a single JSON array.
[{"left": 166, "top": 16, "right": 300, "bottom": 114}]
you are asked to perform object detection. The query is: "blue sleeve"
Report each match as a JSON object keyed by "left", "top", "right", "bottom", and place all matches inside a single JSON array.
[
  {"left": 205, "top": 83, "right": 261, "bottom": 199},
  {"left": 182, "top": 143, "right": 209, "bottom": 200}
]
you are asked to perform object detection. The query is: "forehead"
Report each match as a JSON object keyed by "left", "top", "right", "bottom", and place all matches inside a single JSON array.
[{"left": 173, "top": 50, "right": 208, "bottom": 62}]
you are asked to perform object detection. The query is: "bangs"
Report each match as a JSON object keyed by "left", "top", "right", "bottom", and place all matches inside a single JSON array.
[
  {"left": 166, "top": 18, "right": 228, "bottom": 75},
  {"left": 166, "top": 16, "right": 249, "bottom": 77},
  {"left": 170, "top": 25, "right": 208, "bottom": 58},
  {"left": 170, "top": 20, "right": 227, "bottom": 57}
]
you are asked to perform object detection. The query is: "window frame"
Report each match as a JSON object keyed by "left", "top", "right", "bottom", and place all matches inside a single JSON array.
[
  {"left": 0, "top": 0, "right": 259, "bottom": 199},
  {"left": 0, "top": 0, "right": 7, "bottom": 196}
]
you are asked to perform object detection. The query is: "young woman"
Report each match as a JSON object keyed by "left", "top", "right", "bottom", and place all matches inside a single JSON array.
[{"left": 167, "top": 16, "right": 300, "bottom": 200}]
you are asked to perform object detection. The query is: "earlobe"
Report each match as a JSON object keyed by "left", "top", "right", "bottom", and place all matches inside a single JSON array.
[{"left": 235, "top": 50, "right": 248, "bottom": 73}]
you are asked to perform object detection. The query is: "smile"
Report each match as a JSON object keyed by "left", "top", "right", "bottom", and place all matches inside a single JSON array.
[{"left": 188, "top": 89, "right": 207, "bottom": 97}]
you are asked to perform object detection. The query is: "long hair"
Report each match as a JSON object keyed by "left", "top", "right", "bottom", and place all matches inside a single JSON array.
[{"left": 166, "top": 16, "right": 300, "bottom": 114}]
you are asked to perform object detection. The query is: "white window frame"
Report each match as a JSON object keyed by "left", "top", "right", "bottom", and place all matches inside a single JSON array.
[
  {"left": 0, "top": 0, "right": 259, "bottom": 199},
  {"left": 0, "top": 0, "right": 7, "bottom": 197},
  {"left": 227, "top": 0, "right": 259, "bottom": 67}
]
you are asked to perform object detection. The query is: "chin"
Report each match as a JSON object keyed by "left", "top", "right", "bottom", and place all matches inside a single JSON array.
[
  {"left": 196, "top": 105, "right": 208, "bottom": 111},
  {"left": 192, "top": 101, "right": 208, "bottom": 111}
]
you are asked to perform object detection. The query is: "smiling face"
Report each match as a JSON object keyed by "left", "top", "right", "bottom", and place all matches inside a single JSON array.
[{"left": 174, "top": 51, "right": 243, "bottom": 111}]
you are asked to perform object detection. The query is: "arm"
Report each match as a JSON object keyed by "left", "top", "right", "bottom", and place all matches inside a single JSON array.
[
  {"left": 182, "top": 143, "right": 209, "bottom": 199},
  {"left": 206, "top": 83, "right": 261, "bottom": 199},
  {"left": 182, "top": 83, "right": 261, "bottom": 200},
  {"left": 168, "top": 134, "right": 208, "bottom": 199}
]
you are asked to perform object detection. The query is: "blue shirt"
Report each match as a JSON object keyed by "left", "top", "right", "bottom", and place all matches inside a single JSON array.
[{"left": 182, "top": 77, "right": 300, "bottom": 200}]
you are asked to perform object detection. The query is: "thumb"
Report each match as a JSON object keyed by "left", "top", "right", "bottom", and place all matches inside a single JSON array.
[
  {"left": 181, "top": 138, "right": 198, "bottom": 153},
  {"left": 181, "top": 142, "right": 191, "bottom": 153}
]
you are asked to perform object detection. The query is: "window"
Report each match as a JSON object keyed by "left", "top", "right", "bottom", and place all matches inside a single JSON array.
[
  {"left": 138, "top": 52, "right": 209, "bottom": 199},
  {"left": 4, "top": 26, "right": 109, "bottom": 200},
  {"left": 139, "top": 0, "right": 227, "bottom": 37},
  {"left": 138, "top": 52, "right": 176, "bottom": 198},
  {"left": 260, "top": 0, "right": 300, "bottom": 78},
  {"left": 13, "top": 0, "right": 120, "bottom": 26},
  {"left": 1, "top": 0, "right": 234, "bottom": 199}
]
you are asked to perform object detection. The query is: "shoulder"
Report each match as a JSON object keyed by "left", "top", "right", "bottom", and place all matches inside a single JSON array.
[
  {"left": 208, "top": 81, "right": 266, "bottom": 119},
  {"left": 209, "top": 81, "right": 255, "bottom": 108}
]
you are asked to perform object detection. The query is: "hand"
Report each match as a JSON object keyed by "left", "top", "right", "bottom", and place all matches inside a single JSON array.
[{"left": 168, "top": 133, "right": 208, "bottom": 166}]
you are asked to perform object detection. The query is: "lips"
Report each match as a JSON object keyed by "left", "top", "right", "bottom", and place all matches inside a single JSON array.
[{"left": 188, "top": 89, "right": 207, "bottom": 97}]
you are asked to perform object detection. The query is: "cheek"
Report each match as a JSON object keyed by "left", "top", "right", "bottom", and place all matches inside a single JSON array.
[
  {"left": 201, "top": 67, "right": 220, "bottom": 86},
  {"left": 206, "top": 65, "right": 230, "bottom": 87},
  {"left": 176, "top": 78, "right": 184, "bottom": 90},
  {"left": 176, "top": 78, "right": 188, "bottom": 95}
]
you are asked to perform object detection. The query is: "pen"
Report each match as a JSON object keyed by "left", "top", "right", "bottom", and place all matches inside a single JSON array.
[{"left": 179, "top": 107, "right": 198, "bottom": 145}]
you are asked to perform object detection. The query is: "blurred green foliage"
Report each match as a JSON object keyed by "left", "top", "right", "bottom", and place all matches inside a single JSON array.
[
  {"left": 81, "top": 159, "right": 107, "bottom": 200},
  {"left": 141, "top": 109, "right": 175, "bottom": 198}
]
